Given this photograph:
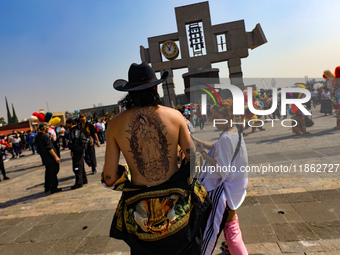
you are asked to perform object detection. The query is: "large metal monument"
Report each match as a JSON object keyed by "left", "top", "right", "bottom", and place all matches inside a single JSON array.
[{"left": 140, "top": 1, "right": 267, "bottom": 106}]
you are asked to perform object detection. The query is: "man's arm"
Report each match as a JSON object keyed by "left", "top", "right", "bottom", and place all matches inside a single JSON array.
[
  {"left": 94, "top": 133, "right": 101, "bottom": 147},
  {"left": 44, "top": 134, "right": 60, "bottom": 163},
  {"left": 89, "top": 123, "right": 101, "bottom": 147},
  {"left": 103, "top": 121, "right": 120, "bottom": 186},
  {"left": 195, "top": 141, "right": 217, "bottom": 167},
  {"left": 48, "top": 149, "right": 60, "bottom": 163},
  {"left": 178, "top": 113, "right": 196, "bottom": 161},
  {"left": 191, "top": 136, "right": 214, "bottom": 150}
]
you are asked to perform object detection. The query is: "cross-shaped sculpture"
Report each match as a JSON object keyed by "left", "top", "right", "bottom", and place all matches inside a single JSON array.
[{"left": 140, "top": 1, "right": 267, "bottom": 106}]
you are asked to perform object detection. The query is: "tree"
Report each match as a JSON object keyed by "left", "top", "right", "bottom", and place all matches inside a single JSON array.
[
  {"left": 0, "top": 117, "right": 7, "bottom": 126},
  {"left": 5, "top": 97, "right": 19, "bottom": 124}
]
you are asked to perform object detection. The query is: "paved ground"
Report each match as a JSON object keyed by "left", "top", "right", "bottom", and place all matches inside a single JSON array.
[{"left": 0, "top": 104, "right": 339, "bottom": 255}]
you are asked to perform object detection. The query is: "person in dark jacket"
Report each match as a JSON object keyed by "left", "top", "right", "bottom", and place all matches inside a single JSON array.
[
  {"left": 66, "top": 118, "right": 88, "bottom": 190},
  {"left": 34, "top": 124, "right": 61, "bottom": 194},
  {"left": 0, "top": 148, "right": 9, "bottom": 181}
]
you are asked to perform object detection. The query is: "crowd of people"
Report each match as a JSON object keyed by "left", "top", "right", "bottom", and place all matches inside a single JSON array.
[
  {"left": 1, "top": 60, "right": 339, "bottom": 254},
  {"left": 0, "top": 115, "right": 111, "bottom": 189}
]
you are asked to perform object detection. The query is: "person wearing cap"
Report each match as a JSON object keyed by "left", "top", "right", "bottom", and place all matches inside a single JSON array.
[
  {"left": 102, "top": 62, "right": 211, "bottom": 255},
  {"left": 79, "top": 113, "right": 100, "bottom": 174},
  {"left": 34, "top": 124, "right": 62, "bottom": 194}
]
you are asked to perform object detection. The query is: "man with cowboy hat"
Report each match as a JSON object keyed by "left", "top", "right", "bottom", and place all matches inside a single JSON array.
[{"left": 102, "top": 62, "right": 211, "bottom": 255}]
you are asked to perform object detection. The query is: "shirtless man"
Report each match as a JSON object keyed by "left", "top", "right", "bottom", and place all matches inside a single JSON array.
[
  {"left": 103, "top": 63, "right": 192, "bottom": 187},
  {"left": 103, "top": 62, "right": 210, "bottom": 255}
]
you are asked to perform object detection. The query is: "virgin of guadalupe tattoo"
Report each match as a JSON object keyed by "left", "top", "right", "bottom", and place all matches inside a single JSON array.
[{"left": 126, "top": 108, "right": 170, "bottom": 182}]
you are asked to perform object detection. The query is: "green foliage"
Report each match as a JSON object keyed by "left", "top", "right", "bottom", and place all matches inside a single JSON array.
[{"left": 0, "top": 117, "right": 7, "bottom": 126}]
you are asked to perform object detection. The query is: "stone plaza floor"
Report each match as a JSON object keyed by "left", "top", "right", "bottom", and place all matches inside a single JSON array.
[{"left": 0, "top": 104, "right": 339, "bottom": 254}]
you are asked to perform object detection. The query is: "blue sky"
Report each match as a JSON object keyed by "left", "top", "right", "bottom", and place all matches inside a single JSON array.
[{"left": 1, "top": 0, "right": 340, "bottom": 121}]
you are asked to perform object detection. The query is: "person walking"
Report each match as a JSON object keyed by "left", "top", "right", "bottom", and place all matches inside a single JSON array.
[
  {"left": 8, "top": 132, "right": 22, "bottom": 158},
  {"left": 34, "top": 124, "right": 62, "bottom": 194},
  {"left": 26, "top": 130, "right": 36, "bottom": 154},
  {"left": 5, "top": 135, "right": 15, "bottom": 159},
  {"left": 95, "top": 119, "right": 105, "bottom": 144},
  {"left": 79, "top": 113, "right": 100, "bottom": 174}
]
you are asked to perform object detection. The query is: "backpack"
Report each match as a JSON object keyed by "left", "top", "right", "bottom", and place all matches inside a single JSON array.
[{"left": 70, "top": 129, "right": 90, "bottom": 151}]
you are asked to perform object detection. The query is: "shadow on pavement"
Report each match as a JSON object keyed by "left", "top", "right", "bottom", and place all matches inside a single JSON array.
[
  {"left": 26, "top": 175, "right": 75, "bottom": 191},
  {"left": 252, "top": 128, "right": 339, "bottom": 144},
  {"left": 1, "top": 174, "right": 82, "bottom": 209},
  {"left": 6, "top": 164, "right": 43, "bottom": 174},
  {"left": 0, "top": 192, "right": 48, "bottom": 209},
  {"left": 60, "top": 157, "right": 72, "bottom": 163}
]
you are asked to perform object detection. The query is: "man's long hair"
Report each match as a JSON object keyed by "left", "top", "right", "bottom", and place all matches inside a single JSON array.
[{"left": 118, "top": 87, "right": 162, "bottom": 109}]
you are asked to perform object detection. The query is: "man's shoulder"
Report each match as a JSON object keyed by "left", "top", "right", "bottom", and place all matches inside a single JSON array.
[
  {"left": 85, "top": 121, "right": 94, "bottom": 127},
  {"left": 70, "top": 126, "right": 79, "bottom": 132},
  {"left": 158, "top": 105, "right": 177, "bottom": 112},
  {"left": 136, "top": 106, "right": 182, "bottom": 119},
  {"left": 158, "top": 105, "right": 184, "bottom": 118},
  {"left": 110, "top": 105, "right": 183, "bottom": 124},
  {"left": 35, "top": 133, "right": 47, "bottom": 141},
  {"left": 109, "top": 109, "right": 128, "bottom": 123}
]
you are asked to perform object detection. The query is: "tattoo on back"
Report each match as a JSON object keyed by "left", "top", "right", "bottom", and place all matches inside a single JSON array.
[{"left": 126, "top": 108, "right": 170, "bottom": 182}]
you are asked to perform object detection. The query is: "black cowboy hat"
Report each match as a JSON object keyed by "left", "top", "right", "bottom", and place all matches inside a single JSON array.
[{"left": 113, "top": 61, "right": 168, "bottom": 91}]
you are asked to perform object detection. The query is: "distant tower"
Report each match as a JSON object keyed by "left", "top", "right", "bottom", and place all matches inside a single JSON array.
[
  {"left": 11, "top": 104, "right": 18, "bottom": 123},
  {"left": 5, "top": 97, "right": 12, "bottom": 124},
  {"left": 5, "top": 97, "right": 19, "bottom": 124}
]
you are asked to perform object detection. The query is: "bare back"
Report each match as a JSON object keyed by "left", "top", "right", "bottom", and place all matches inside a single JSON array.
[{"left": 104, "top": 105, "right": 191, "bottom": 186}]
